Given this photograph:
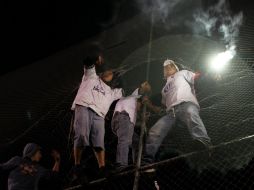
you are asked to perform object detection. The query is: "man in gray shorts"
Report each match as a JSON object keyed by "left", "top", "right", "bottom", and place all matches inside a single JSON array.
[
  {"left": 74, "top": 106, "right": 105, "bottom": 154},
  {"left": 71, "top": 44, "right": 123, "bottom": 179}
]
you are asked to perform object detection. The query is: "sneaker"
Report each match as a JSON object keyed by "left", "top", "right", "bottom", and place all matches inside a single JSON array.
[
  {"left": 70, "top": 165, "right": 88, "bottom": 185},
  {"left": 193, "top": 139, "right": 212, "bottom": 150},
  {"left": 140, "top": 158, "right": 156, "bottom": 173},
  {"left": 97, "top": 166, "right": 108, "bottom": 179},
  {"left": 71, "top": 165, "right": 82, "bottom": 178},
  {"left": 111, "top": 164, "right": 135, "bottom": 174},
  {"left": 193, "top": 139, "right": 213, "bottom": 157}
]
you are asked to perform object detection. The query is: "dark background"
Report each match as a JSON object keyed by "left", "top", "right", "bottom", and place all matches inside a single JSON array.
[
  {"left": 2, "top": 0, "right": 253, "bottom": 75},
  {"left": 1, "top": 0, "right": 254, "bottom": 189},
  {"left": 2, "top": 0, "right": 139, "bottom": 75}
]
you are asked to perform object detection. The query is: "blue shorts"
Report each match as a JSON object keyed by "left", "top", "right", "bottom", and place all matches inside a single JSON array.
[{"left": 73, "top": 105, "right": 105, "bottom": 149}]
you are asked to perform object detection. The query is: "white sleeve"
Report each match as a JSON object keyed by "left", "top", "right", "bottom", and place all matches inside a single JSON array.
[
  {"left": 71, "top": 101, "right": 76, "bottom": 110},
  {"left": 183, "top": 70, "right": 195, "bottom": 85},
  {"left": 83, "top": 66, "right": 97, "bottom": 80},
  {"left": 131, "top": 88, "right": 139, "bottom": 96},
  {"left": 113, "top": 88, "right": 123, "bottom": 101}
]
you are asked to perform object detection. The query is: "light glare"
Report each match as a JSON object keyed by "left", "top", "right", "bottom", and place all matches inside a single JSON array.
[{"left": 210, "top": 47, "right": 235, "bottom": 72}]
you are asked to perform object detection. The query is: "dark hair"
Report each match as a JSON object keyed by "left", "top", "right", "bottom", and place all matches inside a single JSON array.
[{"left": 83, "top": 43, "right": 104, "bottom": 67}]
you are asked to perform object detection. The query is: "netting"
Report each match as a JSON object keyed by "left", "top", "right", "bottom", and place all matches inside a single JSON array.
[
  {"left": 1, "top": 1, "right": 254, "bottom": 190},
  {"left": 64, "top": 11, "right": 254, "bottom": 189},
  {"left": 63, "top": 56, "right": 254, "bottom": 190}
]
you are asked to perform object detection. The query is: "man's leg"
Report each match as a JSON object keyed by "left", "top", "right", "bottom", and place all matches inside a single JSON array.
[
  {"left": 74, "top": 148, "right": 83, "bottom": 166},
  {"left": 94, "top": 148, "right": 105, "bottom": 168},
  {"left": 112, "top": 113, "right": 134, "bottom": 167},
  {"left": 93, "top": 148, "right": 107, "bottom": 178},
  {"left": 131, "top": 130, "right": 140, "bottom": 164},
  {"left": 91, "top": 113, "right": 106, "bottom": 169},
  {"left": 179, "top": 102, "right": 211, "bottom": 144},
  {"left": 143, "top": 114, "right": 175, "bottom": 164},
  {"left": 72, "top": 106, "right": 91, "bottom": 183},
  {"left": 73, "top": 106, "right": 91, "bottom": 166}
]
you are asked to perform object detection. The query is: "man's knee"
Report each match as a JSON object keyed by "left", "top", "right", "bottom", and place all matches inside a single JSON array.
[
  {"left": 118, "top": 135, "right": 129, "bottom": 144},
  {"left": 74, "top": 135, "right": 85, "bottom": 148},
  {"left": 148, "top": 127, "right": 162, "bottom": 139},
  {"left": 93, "top": 147, "right": 104, "bottom": 152}
]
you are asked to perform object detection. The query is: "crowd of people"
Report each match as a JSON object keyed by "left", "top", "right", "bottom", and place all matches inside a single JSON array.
[{"left": 0, "top": 44, "right": 212, "bottom": 190}]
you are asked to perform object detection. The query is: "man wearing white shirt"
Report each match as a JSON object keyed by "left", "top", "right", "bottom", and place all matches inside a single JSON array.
[
  {"left": 111, "top": 82, "right": 151, "bottom": 171},
  {"left": 71, "top": 45, "right": 123, "bottom": 179},
  {"left": 143, "top": 59, "right": 211, "bottom": 164}
]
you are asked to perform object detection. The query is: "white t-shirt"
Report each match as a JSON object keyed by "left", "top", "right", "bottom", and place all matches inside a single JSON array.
[
  {"left": 113, "top": 88, "right": 141, "bottom": 125},
  {"left": 161, "top": 70, "right": 199, "bottom": 111},
  {"left": 71, "top": 66, "right": 123, "bottom": 118}
]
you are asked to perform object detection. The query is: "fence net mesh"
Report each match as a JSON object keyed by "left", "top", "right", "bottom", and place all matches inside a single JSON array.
[{"left": 1, "top": 4, "right": 254, "bottom": 190}]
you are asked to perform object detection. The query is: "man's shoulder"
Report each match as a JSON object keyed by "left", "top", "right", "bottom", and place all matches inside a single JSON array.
[
  {"left": 8, "top": 156, "right": 23, "bottom": 164},
  {"left": 0, "top": 156, "right": 22, "bottom": 170},
  {"left": 180, "top": 69, "right": 194, "bottom": 73},
  {"left": 176, "top": 70, "right": 194, "bottom": 77}
]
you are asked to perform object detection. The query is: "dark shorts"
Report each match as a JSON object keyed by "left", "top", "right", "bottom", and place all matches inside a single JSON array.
[{"left": 73, "top": 105, "right": 105, "bottom": 149}]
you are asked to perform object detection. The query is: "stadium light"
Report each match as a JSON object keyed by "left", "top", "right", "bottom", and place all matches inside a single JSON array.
[{"left": 210, "top": 46, "right": 236, "bottom": 72}]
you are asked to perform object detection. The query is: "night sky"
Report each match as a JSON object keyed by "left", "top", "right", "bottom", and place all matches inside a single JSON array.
[
  {"left": 2, "top": 0, "right": 138, "bottom": 75},
  {"left": 2, "top": 0, "right": 253, "bottom": 76}
]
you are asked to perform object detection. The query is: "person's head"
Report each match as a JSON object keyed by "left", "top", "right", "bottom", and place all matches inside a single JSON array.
[
  {"left": 31, "top": 150, "right": 42, "bottom": 162},
  {"left": 139, "top": 81, "right": 151, "bottom": 95},
  {"left": 23, "top": 143, "right": 42, "bottom": 162},
  {"left": 163, "top": 59, "right": 179, "bottom": 78},
  {"left": 83, "top": 43, "right": 104, "bottom": 66},
  {"left": 101, "top": 69, "right": 114, "bottom": 83}
]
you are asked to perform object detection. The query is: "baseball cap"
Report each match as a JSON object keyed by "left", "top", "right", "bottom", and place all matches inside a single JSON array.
[
  {"left": 163, "top": 59, "right": 179, "bottom": 71},
  {"left": 23, "top": 143, "right": 41, "bottom": 158}
]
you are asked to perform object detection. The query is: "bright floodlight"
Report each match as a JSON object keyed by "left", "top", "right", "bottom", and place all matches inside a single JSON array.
[{"left": 210, "top": 47, "right": 236, "bottom": 72}]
